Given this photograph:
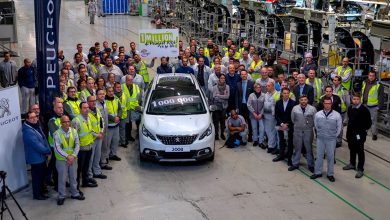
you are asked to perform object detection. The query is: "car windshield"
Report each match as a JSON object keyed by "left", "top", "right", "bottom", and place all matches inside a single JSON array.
[{"left": 147, "top": 86, "right": 206, "bottom": 115}]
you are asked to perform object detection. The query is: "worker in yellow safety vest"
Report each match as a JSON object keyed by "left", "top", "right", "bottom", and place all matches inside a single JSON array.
[
  {"left": 134, "top": 54, "right": 156, "bottom": 89},
  {"left": 46, "top": 102, "right": 64, "bottom": 190},
  {"left": 249, "top": 53, "right": 264, "bottom": 81},
  {"left": 361, "top": 71, "right": 384, "bottom": 141},
  {"left": 332, "top": 76, "right": 350, "bottom": 147},
  {"left": 87, "top": 95, "right": 106, "bottom": 180},
  {"left": 332, "top": 57, "right": 352, "bottom": 91},
  {"left": 204, "top": 39, "right": 214, "bottom": 58},
  {"left": 80, "top": 78, "right": 96, "bottom": 102},
  {"left": 105, "top": 86, "right": 122, "bottom": 161},
  {"left": 305, "top": 68, "right": 323, "bottom": 108},
  {"left": 225, "top": 44, "right": 241, "bottom": 59},
  {"left": 114, "top": 82, "right": 129, "bottom": 147},
  {"left": 238, "top": 39, "right": 250, "bottom": 58},
  {"left": 71, "top": 102, "right": 97, "bottom": 188},
  {"left": 122, "top": 75, "right": 142, "bottom": 142},
  {"left": 54, "top": 115, "right": 84, "bottom": 205},
  {"left": 87, "top": 56, "right": 104, "bottom": 79},
  {"left": 222, "top": 38, "right": 233, "bottom": 55},
  {"left": 64, "top": 86, "right": 81, "bottom": 120}
]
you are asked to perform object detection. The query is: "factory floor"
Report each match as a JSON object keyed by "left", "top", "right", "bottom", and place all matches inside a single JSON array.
[{"left": 4, "top": 1, "right": 390, "bottom": 219}]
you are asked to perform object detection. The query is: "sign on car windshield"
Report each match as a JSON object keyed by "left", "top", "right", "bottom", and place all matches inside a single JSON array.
[{"left": 150, "top": 95, "right": 201, "bottom": 108}]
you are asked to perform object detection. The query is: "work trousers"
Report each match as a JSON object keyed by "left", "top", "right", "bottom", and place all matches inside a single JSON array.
[
  {"left": 263, "top": 114, "right": 277, "bottom": 149},
  {"left": 21, "top": 86, "right": 35, "bottom": 114},
  {"left": 107, "top": 126, "right": 119, "bottom": 157},
  {"left": 337, "top": 113, "right": 345, "bottom": 144},
  {"left": 239, "top": 104, "right": 252, "bottom": 140},
  {"left": 30, "top": 162, "right": 47, "bottom": 199},
  {"left": 126, "top": 116, "right": 140, "bottom": 140},
  {"left": 77, "top": 149, "right": 92, "bottom": 187},
  {"left": 88, "top": 138, "right": 102, "bottom": 178},
  {"left": 89, "top": 13, "right": 95, "bottom": 24},
  {"left": 46, "top": 147, "right": 58, "bottom": 189},
  {"left": 366, "top": 106, "right": 378, "bottom": 136},
  {"left": 292, "top": 129, "right": 314, "bottom": 168},
  {"left": 119, "top": 118, "right": 127, "bottom": 145},
  {"left": 314, "top": 137, "right": 336, "bottom": 176},
  {"left": 347, "top": 133, "right": 366, "bottom": 171},
  {"left": 212, "top": 109, "right": 226, "bottom": 136},
  {"left": 56, "top": 160, "right": 79, "bottom": 199},
  {"left": 100, "top": 131, "right": 109, "bottom": 164},
  {"left": 278, "top": 128, "right": 293, "bottom": 162},
  {"left": 250, "top": 118, "right": 264, "bottom": 144}
]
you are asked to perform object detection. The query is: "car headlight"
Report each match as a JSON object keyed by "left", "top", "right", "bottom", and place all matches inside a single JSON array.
[
  {"left": 142, "top": 125, "right": 156, "bottom": 140},
  {"left": 199, "top": 124, "right": 213, "bottom": 140}
]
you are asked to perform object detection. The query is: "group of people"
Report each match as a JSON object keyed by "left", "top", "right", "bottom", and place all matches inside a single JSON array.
[
  {"left": 15, "top": 41, "right": 147, "bottom": 206},
  {"left": 0, "top": 36, "right": 383, "bottom": 205},
  {"left": 159, "top": 37, "right": 382, "bottom": 183}
]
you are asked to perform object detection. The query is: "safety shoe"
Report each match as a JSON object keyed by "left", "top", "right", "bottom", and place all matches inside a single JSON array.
[
  {"left": 109, "top": 155, "right": 122, "bottom": 161},
  {"left": 71, "top": 194, "right": 86, "bottom": 200},
  {"left": 355, "top": 171, "right": 364, "bottom": 178},
  {"left": 253, "top": 141, "right": 259, "bottom": 147},
  {"left": 259, "top": 143, "right": 267, "bottom": 149},
  {"left": 310, "top": 174, "right": 322, "bottom": 179},
  {"left": 288, "top": 166, "right": 298, "bottom": 171},
  {"left": 342, "top": 164, "right": 356, "bottom": 170},
  {"left": 220, "top": 134, "right": 226, "bottom": 140},
  {"left": 327, "top": 176, "right": 335, "bottom": 182},
  {"left": 57, "top": 198, "right": 65, "bottom": 206}
]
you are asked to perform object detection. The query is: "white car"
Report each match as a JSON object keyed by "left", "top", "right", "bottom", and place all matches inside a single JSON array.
[{"left": 139, "top": 73, "right": 215, "bottom": 162}]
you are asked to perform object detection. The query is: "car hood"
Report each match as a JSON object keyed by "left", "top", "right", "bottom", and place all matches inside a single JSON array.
[{"left": 144, "top": 114, "right": 210, "bottom": 135}]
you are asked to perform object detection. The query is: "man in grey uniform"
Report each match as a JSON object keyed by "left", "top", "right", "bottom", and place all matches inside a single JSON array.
[
  {"left": 311, "top": 97, "right": 342, "bottom": 182},
  {"left": 96, "top": 89, "right": 112, "bottom": 170},
  {"left": 289, "top": 95, "right": 317, "bottom": 173},
  {"left": 0, "top": 51, "right": 18, "bottom": 88}
]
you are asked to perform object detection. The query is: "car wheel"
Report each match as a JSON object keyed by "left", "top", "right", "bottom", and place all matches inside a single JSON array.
[
  {"left": 207, "top": 152, "right": 215, "bottom": 162},
  {"left": 139, "top": 153, "right": 148, "bottom": 162}
]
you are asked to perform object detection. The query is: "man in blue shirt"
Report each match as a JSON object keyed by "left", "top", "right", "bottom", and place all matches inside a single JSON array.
[
  {"left": 236, "top": 70, "right": 254, "bottom": 142},
  {"left": 18, "top": 58, "right": 36, "bottom": 115},
  {"left": 175, "top": 58, "right": 194, "bottom": 74}
]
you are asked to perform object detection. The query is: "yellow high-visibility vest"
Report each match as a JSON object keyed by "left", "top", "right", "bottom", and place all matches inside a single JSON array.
[
  {"left": 250, "top": 60, "right": 263, "bottom": 81},
  {"left": 54, "top": 128, "right": 76, "bottom": 161},
  {"left": 305, "top": 78, "right": 323, "bottom": 103},
  {"left": 48, "top": 117, "right": 61, "bottom": 147},
  {"left": 122, "top": 84, "right": 140, "bottom": 111},
  {"left": 336, "top": 66, "right": 352, "bottom": 90},
  {"left": 361, "top": 81, "right": 380, "bottom": 107},
  {"left": 106, "top": 97, "right": 120, "bottom": 126},
  {"left": 72, "top": 115, "right": 94, "bottom": 147}
]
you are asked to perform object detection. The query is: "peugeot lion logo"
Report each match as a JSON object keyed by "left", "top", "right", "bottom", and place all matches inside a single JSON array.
[
  {"left": 0, "top": 98, "right": 11, "bottom": 118},
  {"left": 175, "top": 137, "right": 180, "bottom": 143}
]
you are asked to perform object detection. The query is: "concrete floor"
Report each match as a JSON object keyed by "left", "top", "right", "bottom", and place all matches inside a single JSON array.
[{"left": 4, "top": 0, "right": 390, "bottom": 219}]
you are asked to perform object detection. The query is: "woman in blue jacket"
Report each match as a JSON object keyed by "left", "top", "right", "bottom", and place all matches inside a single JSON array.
[{"left": 23, "top": 111, "right": 51, "bottom": 200}]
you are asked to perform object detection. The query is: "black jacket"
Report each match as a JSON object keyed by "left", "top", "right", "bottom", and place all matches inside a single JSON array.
[
  {"left": 235, "top": 80, "right": 254, "bottom": 107},
  {"left": 346, "top": 104, "right": 372, "bottom": 139},
  {"left": 317, "top": 94, "right": 342, "bottom": 114},
  {"left": 275, "top": 98, "right": 295, "bottom": 126},
  {"left": 293, "top": 84, "right": 314, "bottom": 105}
]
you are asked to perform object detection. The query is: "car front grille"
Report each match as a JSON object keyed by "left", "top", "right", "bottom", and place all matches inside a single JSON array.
[{"left": 156, "top": 134, "right": 198, "bottom": 145}]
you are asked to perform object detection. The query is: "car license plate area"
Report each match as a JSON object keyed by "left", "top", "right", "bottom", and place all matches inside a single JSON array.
[{"left": 165, "top": 147, "right": 190, "bottom": 152}]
